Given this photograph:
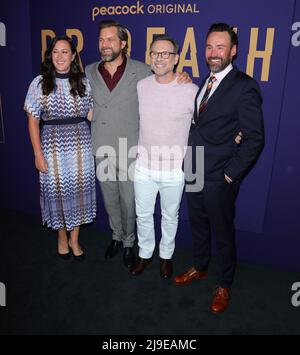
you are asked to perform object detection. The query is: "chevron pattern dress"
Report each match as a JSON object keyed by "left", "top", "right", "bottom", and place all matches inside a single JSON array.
[{"left": 24, "top": 74, "right": 96, "bottom": 231}]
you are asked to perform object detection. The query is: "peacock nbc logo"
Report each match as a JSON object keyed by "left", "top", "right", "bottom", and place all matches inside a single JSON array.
[{"left": 0, "top": 22, "right": 6, "bottom": 47}]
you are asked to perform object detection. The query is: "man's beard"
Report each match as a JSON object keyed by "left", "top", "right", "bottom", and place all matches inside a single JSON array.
[
  {"left": 100, "top": 48, "right": 122, "bottom": 62},
  {"left": 207, "top": 56, "right": 231, "bottom": 73}
]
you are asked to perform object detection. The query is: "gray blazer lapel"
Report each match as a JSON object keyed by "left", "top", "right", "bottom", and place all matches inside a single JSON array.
[
  {"left": 89, "top": 62, "right": 111, "bottom": 98},
  {"left": 108, "top": 57, "right": 138, "bottom": 100}
]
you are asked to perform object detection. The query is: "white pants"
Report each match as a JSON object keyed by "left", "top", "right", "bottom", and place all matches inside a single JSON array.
[{"left": 134, "top": 165, "right": 185, "bottom": 259}]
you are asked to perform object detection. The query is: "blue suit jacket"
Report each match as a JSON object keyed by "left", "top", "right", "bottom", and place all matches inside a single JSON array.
[{"left": 189, "top": 66, "right": 264, "bottom": 182}]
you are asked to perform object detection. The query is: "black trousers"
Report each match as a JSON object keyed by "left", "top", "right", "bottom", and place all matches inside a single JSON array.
[{"left": 186, "top": 180, "right": 239, "bottom": 288}]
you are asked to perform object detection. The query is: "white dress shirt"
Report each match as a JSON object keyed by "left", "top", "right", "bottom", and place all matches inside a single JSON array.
[{"left": 196, "top": 63, "right": 233, "bottom": 108}]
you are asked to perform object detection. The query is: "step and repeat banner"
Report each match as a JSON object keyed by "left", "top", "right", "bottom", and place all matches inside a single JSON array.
[
  {"left": 1, "top": 0, "right": 299, "bottom": 268},
  {"left": 28, "top": 0, "right": 294, "bottom": 234}
]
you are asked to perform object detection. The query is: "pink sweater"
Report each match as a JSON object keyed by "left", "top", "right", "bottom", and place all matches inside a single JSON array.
[{"left": 137, "top": 75, "right": 198, "bottom": 170}]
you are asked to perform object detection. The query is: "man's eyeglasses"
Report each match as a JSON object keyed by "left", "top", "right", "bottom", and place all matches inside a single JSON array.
[{"left": 150, "top": 51, "right": 176, "bottom": 59}]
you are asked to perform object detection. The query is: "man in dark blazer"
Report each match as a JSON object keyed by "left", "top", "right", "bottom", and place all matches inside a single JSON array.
[{"left": 174, "top": 23, "right": 264, "bottom": 313}]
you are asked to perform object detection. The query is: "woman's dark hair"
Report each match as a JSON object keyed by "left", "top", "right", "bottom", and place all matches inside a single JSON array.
[{"left": 40, "top": 35, "right": 86, "bottom": 97}]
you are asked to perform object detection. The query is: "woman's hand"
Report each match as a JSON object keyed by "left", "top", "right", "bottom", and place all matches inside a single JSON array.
[
  {"left": 34, "top": 152, "right": 48, "bottom": 173},
  {"left": 87, "top": 109, "right": 93, "bottom": 122},
  {"left": 27, "top": 115, "right": 48, "bottom": 172}
]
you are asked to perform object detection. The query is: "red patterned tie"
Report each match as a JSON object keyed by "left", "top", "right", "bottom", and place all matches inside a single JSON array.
[{"left": 198, "top": 75, "right": 216, "bottom": 114}]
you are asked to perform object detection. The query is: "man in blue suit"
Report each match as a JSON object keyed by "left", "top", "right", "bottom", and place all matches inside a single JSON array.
[{"left": 174, "top": 23, "right": 265, "bottom": 313}]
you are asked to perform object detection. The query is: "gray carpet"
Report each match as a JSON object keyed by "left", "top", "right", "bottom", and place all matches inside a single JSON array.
[{"left": 0, "top": 209, "right": 299, "bottom": 335}]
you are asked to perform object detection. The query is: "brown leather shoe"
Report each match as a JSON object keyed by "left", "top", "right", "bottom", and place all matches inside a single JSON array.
[
  {"left": 210, "top": 286, "right": 230, "bottom": 314},
  {"left": 160, "top": 258, "right": 173, "bottom": 279},
  {"left": 130, "top": 257, "right": 151, "bottom": 276},
  {"left": 173, "top": 267, "right": 207, "bottom": 285}
]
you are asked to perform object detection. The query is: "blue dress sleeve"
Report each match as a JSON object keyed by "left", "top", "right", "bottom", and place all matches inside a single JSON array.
[
  {"left": 24, "top": 75, "right": 43, "bottom": 119},
  {"left": 84, "top": 77, "right": 94, "bottom": 111}
]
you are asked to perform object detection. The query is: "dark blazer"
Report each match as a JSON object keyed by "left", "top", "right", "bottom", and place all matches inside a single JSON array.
[{"left": 190, "top": 66, "right": 264, "bottom": 182}]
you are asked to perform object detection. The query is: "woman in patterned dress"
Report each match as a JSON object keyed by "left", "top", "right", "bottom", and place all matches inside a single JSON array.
[{"left": 24, "top": 35, "right": 96, "bottom": 259}]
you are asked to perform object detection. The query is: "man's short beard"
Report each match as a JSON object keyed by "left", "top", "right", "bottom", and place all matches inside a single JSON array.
[
  {"left": 207, "top": 57, "right": 231, "bottom": 73},
  {"left": 101, "top": 49, "right": 122, "bottom": 62}
]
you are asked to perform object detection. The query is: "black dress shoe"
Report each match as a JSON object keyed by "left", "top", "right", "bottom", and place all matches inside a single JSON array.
[
  {"left": 123, "top": 247, "right": 136, "bottom": 268},
  {"left": 58, "top": 252, "right": 71, "bottom": 260},
  {"left": 160, "top": 258, "right": 173, "bottom": 279},
  {"left": 68, "top": 243, "right": 85, "bottom": 261},
  {"left": 105, "top": 240, "right": 121, "bottom": 258},
  {"left": 130, "top": 257, "right": 151, "bottom": 276},
  {"left": 73, "top": 251, "right": 85, "bottom": 261}
]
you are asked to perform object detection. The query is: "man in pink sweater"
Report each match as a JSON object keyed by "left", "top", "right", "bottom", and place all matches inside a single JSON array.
[{"left": 130, "top": 35, "right": 198, "bottom": 278}]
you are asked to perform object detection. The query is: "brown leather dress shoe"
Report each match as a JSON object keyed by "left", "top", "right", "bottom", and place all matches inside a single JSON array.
[
  {"left": 173, "top": 267, "right": 208, "bottom": 285},
  {"left": 210, "top": 286, "right": 230, "bottom": 314},
  {"left": 130, "top": 257, "right": 151, "bottom": 276},
  {"left": 160, "top": 258, "right": 173, "bottom": 279}
]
